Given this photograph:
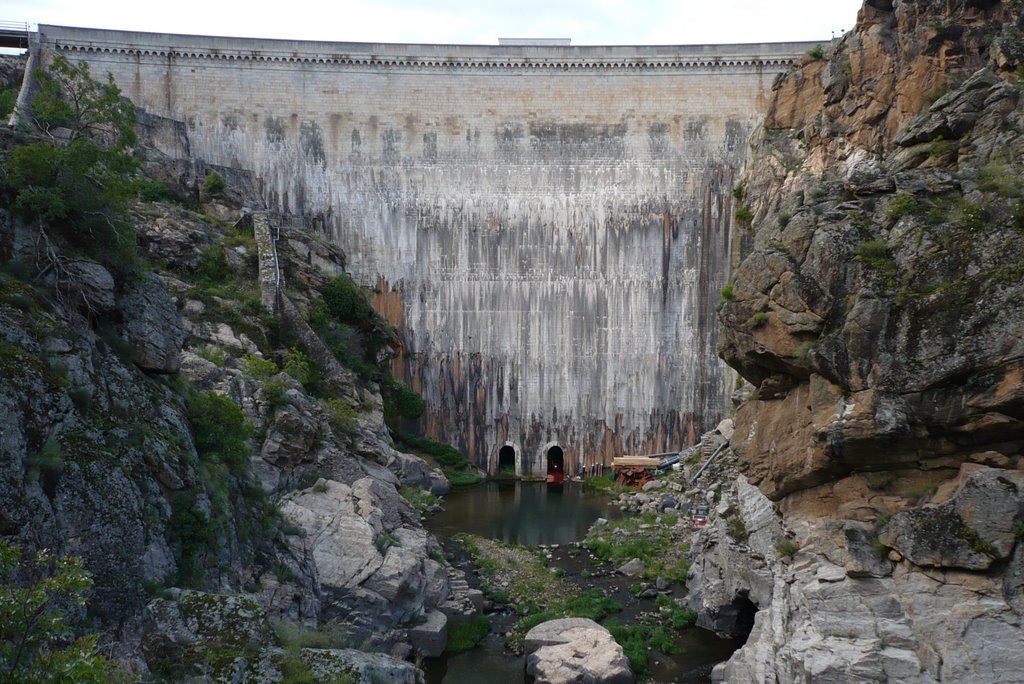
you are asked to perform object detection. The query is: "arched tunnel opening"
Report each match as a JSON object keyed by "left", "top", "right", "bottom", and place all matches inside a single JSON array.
[
  {"left": 498, "top": 445, "right": 516, "bottom": 474},
  {"left": 730, "top": 590, "right": 758, "bottom": 643},
  {"left": 546, "top": 445, "right": 565, "bottom": 484}
]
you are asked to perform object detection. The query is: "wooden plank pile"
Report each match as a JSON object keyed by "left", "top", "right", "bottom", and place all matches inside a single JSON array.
[{"left": 611, "top": 457, "right": 660, "bottom": 487}]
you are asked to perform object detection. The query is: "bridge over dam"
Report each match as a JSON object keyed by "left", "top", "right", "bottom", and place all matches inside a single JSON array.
[{"left": 27, "top": 25, "right": 818, "bottom": 477}]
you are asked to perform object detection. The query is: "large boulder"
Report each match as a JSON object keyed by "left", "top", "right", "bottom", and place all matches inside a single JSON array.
[
  {"left": 141, "top": 590, "right": 276, "bottom": 678},
  {"left": 280, "top": 478, "right": 448, "bottom": 649},
  {"left": 524, "top": 619, "right": 634, "bottom": 684},
  {"left": 61, "top": 259, "right": 115, "bottom": 313}
]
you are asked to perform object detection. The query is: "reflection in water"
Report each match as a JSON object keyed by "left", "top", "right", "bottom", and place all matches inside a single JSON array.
[{"left": 425, "top": 481, "right": 617, "bottom": 546}]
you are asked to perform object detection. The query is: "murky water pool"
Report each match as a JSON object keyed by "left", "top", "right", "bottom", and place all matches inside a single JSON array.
[
  {"left": 423, "top": 481, "right": 740, "bottom": 683},
  {"left": 425, "top": 480, "right": 619, "bottom": 546}
]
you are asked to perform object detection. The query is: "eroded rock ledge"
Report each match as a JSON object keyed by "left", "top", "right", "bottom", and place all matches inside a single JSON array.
[{"left": 696, "top": 1, "right": 1024, "bottom": 681}]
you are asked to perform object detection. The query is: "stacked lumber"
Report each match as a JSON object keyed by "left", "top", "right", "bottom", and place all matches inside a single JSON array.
[{"left": 612, "top": 457, "right": 661, "bottom": 468}]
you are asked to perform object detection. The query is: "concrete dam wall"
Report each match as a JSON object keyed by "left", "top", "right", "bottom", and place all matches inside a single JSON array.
[{"left": 34, "top": 25, "right": 816, "bottom": 476}]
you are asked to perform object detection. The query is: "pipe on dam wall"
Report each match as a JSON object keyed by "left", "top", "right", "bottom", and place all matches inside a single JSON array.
[{"left": 33, "top": 25, "right": 816, "bottom": 475}]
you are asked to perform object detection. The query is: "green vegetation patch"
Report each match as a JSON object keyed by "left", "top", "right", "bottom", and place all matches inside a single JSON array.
[
  {"left": 453, "top": 535, "right": 621, "bottom": 650},
  {"left": 0, "top": 542, "right": 121, "bottom": 682},
  {"left": 445, "top": 615, "right": 491, "bottom": 653},
  {"left": 583, "top": 512, "right": 690, "bottom": 583},
  {"left": 398, "top": 485, "right": 439, "bottom": 513},
  {"left": 187, "top": 390, "right": 252, "bottom": 473}
]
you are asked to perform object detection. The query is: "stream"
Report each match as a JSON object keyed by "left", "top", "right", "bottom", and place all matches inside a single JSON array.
[{"left": 423, "top": 481, "right": 740, "bottom": 683}]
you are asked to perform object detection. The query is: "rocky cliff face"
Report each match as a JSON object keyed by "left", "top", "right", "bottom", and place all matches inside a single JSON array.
[
  {"left": 0, "top": 133, "right": 462, "bottom": 677},
  {"left": 693, "top": 1, "right": 1024, "bottom": 681}
]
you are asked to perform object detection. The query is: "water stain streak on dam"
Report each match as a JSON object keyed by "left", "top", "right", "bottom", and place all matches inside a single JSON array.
[{"left": 33, "top": 26, "right": 817, "bottom": 476}]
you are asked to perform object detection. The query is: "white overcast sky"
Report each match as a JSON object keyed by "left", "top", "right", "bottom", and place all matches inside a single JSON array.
[{"left": 3, "top": 0, "right": 863, "bottom": 45}]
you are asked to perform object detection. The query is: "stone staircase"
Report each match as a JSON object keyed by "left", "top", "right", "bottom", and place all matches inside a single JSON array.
[{"left": 437, "top": 566, "right": 484, "bottom": 625}]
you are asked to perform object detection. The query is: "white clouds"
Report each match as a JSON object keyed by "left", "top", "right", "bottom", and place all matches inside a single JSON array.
[{"left": 4, "top": 0, "right": 863, "bottom": 45}]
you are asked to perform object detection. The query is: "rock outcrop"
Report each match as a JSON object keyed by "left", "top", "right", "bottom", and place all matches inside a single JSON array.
[
  {"left": 693, "top": 1, "right": 1024, "bottom": 681},
  {"left": 524, "top": 618, "right": 635, "bottom": 684},
  {"left": 0, "top": 158, "right": 454, "bottom": 676}
]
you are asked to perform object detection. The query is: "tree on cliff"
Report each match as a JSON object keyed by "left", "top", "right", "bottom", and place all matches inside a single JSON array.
[
  {"left": 5, "top": 55, "right": 139, "bottom": 277},
  {"left": 0, "top": 542, "right": 119, "bottom": 683}
]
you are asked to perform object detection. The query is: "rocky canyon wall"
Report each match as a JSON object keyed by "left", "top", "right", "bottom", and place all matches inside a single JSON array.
[
  {"left": 694, "top": 1, "right": 1024, "bottom": 680},
  {"left": 32, "top": 26, "right": 815, "bottom": 473}
]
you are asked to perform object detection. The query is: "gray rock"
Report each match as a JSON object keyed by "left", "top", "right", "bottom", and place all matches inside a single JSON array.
[
  {"left": 524, "top": 617, "right": 604, "bottom": 655},
  {"left": 280, "top": 478, "right": 449, "bottom": 649},
  {"left": 62, "top": 259, "right": 116, "bottom": 312},
  {"left": 406, "top": 609, "right": 447, "bottom": 658},
  {"left": 142, "top": 591, "right": 276, "bottom": 677},
  {"left": 526, "top": 624, "right": 634, "bottom": 684},
  {"left": 301, "top": 648, "right": 425, "bottom": 684},
  {"left": 617, "top": 558, "right": 645, "bottom": 576},
  {"left": 879, "top": 468, "right": 1024, "bottom": 570},
  {"left": 841, "top": 521, "right": 894, "bottom": 578},
  {"left": 118, "top": 272, "right": 186, "bottom": 373}
]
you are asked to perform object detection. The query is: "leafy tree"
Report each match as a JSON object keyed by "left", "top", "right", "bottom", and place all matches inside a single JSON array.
[
  {"left": 202, "top": 171, "right": 225, "bottom": 196},
  {"left": 6, "top": 55, "right": 139, "bottom": 273},
  {"left": 0, "top": 542, "right": 118, "bottom": 683},
  {"left": 321, "top": 273, "right": 374, "bottom": 322},
  {"left": 186, "top": 391, "right": 252, "bottom": 473}
]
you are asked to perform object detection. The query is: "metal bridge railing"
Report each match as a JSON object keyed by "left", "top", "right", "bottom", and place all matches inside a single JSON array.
[{"left": 0, "top": 21, "right": 30, "bottom": 49}]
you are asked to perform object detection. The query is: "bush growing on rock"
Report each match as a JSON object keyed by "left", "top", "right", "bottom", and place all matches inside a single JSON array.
[
  {"left": 0, "top": 542, "right": 120, "bottom": 682},
  {"left": 7, "top": 55, "right": 140, "bottom": 275},
  {"left": 186, "top": 390, "right": 252, "bottom": 473},
  {"left": 241, "top": 353, "right": 277, "bottom": 379},
  {"left": 202, "top": 171, "right": 225, "bottom": 196}
]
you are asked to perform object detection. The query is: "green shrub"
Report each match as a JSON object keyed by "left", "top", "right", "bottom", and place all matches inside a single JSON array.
[
  {"left": 325, "top": 398, "right": 359, "bottom": 435},
  {"left": 168, "top": 492, "right": 217, "bottom": 586},
  {"left": 953, "top": 199, "right": 985, "bottom": 231},
  {"left": 0, "top": 87, "right": 16, "bottom": 119},
  {"left": 262, "top": 380, "right": 290, "bottom": 408},
  {"left": 68, "top": 386, "right": 93, "bottom": 414},
  {"left": 135, "top": 177, "right": 174, "bottom": 202},
  {"left": 853, "top": 240, "right": 896, "bottom": 275},
  {"left": 1013, "top": 203, "right": 1024, "bottom": 231},
  {"left": 399, "top": 485, "right": 439, "bottom": 513},
  {"left": 187, "top": 391, "right": 252, "bottom": 472},
  {"left": 720, "top": 283, "right": 735, "bottom": 300},
  {"left": 726, "top": 514, "right": 749, "bottom": 542},
  {"left": 397, "top": 434, "right": 468, "bottom": 467},
  {"left": 9, "top": 56, "right": 140, "bottom": 276},
  {"left": 194, "top": 246, "right": 230, "bottom": 284},
  {"left": 777, "top": 540, "right": 800, "bottom": 558},
  {"left": 383, "top": 378, "right": 425, "bottom": 424},
  {"left": 904, "top": 482, "right": 938, "bottom": 503},
  {"left": 282, "top": 347, "right": 314, "bottom": 385},
  {"left": 444, "top": 469, "right": 482, "bottom": 487},
  {"left": 0, "top": 542, "right": 120, "bottom": 682},
  {"left": 668, "top": 606, "right": 697, "bottom": 629},
  {"left": 734, "top": 205, "right": 754, "bottom": 226},
  {"left": 194, "top": 344, "right": 229, "bottom": 367},
  {"left": 203, "top": 171, "right": 226, "bottom": 196},
  {"left": 445, "top": 615, "right": 490, "bottom": 653},
  {"left": 241, "top": 354, "right": 278, "bottom": 379},
  {"left": 807, "top": 44, "right": 824, "bottom": 59},
  {"left": 750, "top": 311, "right": 769, "bottom": 328},
  {"left": 777, "top": 212, "right": 792, "bottom": 229},
  {"left": 321, "top": 273, "right": 374, "bottom": 322},
  {"left": 732, "top": 181, "right": 746, "bottom": 202},
  {"left": 26, "top": 437, "right": 64, "bottom": 482},
  {"left": 887, "top": 193, "right": 921, "bottom": 221},
  {"left": 563, "top": 588, "right": 622, "bottom": 621}
]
